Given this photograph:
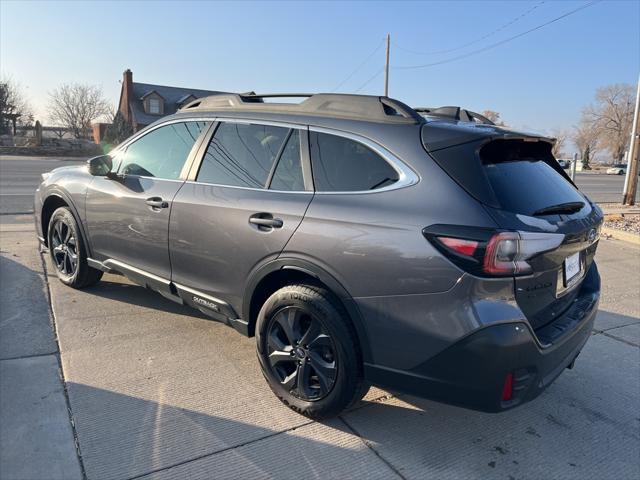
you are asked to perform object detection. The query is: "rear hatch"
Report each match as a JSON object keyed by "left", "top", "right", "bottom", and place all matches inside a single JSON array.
[{"left": 421, "top": 122, "right": 603, "bottom": 332}]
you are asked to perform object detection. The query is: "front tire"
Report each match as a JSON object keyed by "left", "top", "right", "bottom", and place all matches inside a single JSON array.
[
  {"left": 256, "top": 284, "right": 367, "bottom": 419},
  {"left": 47, "top": 207, "right": 102, "bottom": 288}
]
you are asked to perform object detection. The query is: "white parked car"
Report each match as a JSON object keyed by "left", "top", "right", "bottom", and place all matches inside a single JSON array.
[{"left": 606, "top": 164, "right": 627, "bottom": 175}]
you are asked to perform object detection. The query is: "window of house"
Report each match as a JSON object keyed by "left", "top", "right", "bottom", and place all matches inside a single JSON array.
[
  {"left": 269, "top": 130, "right": 304, "bottom": 191},
  {"left": 196, "top": 122, "right": 289, "bottom": 188},
  {"left": 309, "top": 132, "right": 399, "bottom": 192},
  {"left": 119, "top": 121, "right": 209, "bottom": 180},
  {"left": 149, "top": 98, "right": 162, "bottom": 115}
]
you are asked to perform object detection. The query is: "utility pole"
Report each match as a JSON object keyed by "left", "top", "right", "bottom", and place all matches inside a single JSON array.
[
  {"left": 384, "top": 33, "right": 390, "bottom": 97},
  {"left": 622, "top": 74, "right": 640, "bottom": 205}
]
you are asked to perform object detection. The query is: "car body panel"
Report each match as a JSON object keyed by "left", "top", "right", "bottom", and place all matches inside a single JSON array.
[
  {"left": 35, "top": 165, "right": 93, "bottom": 249},
  {"left": 354, "top": 273, "right": 522, "bottom": 369},
  {"left": 85, "top": 175, "right": 185, "bottom": 284},
  {"left": 169, "top": 181, "right": 313, "bottom": 314}
]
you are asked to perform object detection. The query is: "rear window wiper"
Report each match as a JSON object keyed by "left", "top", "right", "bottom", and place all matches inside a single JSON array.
[{"left": 532, "top": 201, "right": 585, "bottom": 216}]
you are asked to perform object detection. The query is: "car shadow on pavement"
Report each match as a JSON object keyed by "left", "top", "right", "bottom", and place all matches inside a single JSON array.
[
  {"left": 68, "top": 349, "right": 640, "bottom": 480},
  {"left": 0, "top": 255, "right": 57, "bottom": 359},
  {"left": 73, "top": 275, "right": 209, "bottom": 319},
  {"left": 65, "top": 382, "right": 397, "bottom": 480}
]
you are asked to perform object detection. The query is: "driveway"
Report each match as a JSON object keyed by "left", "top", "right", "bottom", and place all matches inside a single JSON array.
[{"left": 0, "top": 213, "right": 638, "bottom": 480}]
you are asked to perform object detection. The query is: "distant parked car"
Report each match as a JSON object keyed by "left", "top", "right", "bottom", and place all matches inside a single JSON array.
[
  {"left": 557, "top": 159, "right": 570, "bottom": 169},
  {"left": 606, "top": 164, "right": 627, "bottom": 175}
]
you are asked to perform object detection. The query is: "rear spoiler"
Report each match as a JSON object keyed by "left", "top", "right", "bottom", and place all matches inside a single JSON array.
[{"left": 414, "top": 106, "right": 495, "bottom": 126}]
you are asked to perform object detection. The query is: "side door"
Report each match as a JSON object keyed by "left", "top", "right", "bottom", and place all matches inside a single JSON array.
[
  {"left": 85, "top": 120, "right": 210, "bottom": 294},
  {"left": 169, "top": 120, "right": 313, "bottom": 319}
]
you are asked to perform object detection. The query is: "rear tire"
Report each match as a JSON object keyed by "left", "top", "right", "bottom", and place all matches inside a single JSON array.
[
  {"left": 256, "top": 284, "right": 367, "bottom": 419},
  {"left": 47, "top": 207, "right": 102, "bottom": 288}
]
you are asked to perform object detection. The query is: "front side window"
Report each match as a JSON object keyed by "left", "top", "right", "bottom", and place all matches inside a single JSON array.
[
  {"left": 309, "top": 132, "right": 399, "bottom": 192},
  {"left": 197, "top": 122, "right": 289, "bottom": 188},
  {"left": 119, "top": 121, "right": 209, "bottom": 180}
]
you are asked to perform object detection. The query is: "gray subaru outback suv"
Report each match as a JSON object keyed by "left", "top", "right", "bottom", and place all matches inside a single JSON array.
[{"left": 35, "top": 93, "right": 602, "bottom": 418}]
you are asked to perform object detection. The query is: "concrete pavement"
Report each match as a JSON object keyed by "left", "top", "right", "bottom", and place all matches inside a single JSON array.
[
  {"left": 0, "top": 215, "right": 82, "bottom": 480},
  {"left": 0, "top": 213, "right": 638, "bottom": 480}
]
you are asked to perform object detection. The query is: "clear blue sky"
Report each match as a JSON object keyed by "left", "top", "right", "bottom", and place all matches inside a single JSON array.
[{"left": 1, "top": 0, "right": 638, "bottom": 137}]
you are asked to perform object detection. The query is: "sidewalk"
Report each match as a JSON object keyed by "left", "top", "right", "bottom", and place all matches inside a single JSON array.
[
  {"left": 0, "top": 216, "right": 82, "bottom": 480},
  {"left": 600, "top": 203, "right": 640, "bottom": 215}
]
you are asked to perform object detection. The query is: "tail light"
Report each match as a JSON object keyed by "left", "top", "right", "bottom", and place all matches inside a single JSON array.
[{"left": 423, "top": 225, "right": 564, "bottom": 277}]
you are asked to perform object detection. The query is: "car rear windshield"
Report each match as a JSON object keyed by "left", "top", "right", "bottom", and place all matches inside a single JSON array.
[
  {"left": 480, "top": 140, "right": 586, "bottom": 216},
  {"left": 424, "top": 136, "right": 586, "bottom": 216}
]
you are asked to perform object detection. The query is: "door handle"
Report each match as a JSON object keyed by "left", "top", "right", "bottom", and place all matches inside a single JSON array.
[
  {"left": 249, "top": 214, "right": 283, "bottom": 230},
  {"left": 145, "top": 197, "right": 169, "bottom": 209}
]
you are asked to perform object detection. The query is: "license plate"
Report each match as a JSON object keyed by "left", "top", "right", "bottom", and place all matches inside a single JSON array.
[{"left": 564, "top": 252, "right": 581, "bottom": 285}]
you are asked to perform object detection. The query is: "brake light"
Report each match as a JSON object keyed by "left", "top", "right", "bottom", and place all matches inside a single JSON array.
[
  {"left": 437, "top": 237, "right": 478, "bottom": 256},
  {"left": 484, "top": 232, "right": 528, "bottom": 275},
  {"left": 423, "top": 226, "right": 565, "bottom": 277}
]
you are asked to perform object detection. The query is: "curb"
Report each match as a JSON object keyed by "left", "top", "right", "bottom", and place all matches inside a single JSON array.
[{"left": 601, "top": 227, "right": 640, "bottom": 245}]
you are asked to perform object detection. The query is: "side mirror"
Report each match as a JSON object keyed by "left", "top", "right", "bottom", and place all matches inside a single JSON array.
[{"left": 87, "top": 155, "right": 113, "bottom": 176}]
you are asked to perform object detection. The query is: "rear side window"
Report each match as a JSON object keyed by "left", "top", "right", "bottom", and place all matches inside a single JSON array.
[
  {"left": 309, "top": 132, "right": 399, "bottom": 192},
  {"left": 197, "top": 122, "right": 289, "bottom": 188},
  {"left": 120, "top": 121, "right": 209, "bottom": 179},
  {"left": 269, "top": 130, "right": 304, "bottom": 191}
]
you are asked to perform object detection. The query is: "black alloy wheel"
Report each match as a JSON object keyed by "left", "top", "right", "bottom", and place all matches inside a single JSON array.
[
  {"left": 47, "top": 206, "right": 103, "bottom": 289},
  {"left": 50, "top": 217, "right": 78, "bottom": 276},
  {"left": 266, "top": 306, "right": 338, "bottom": 401}
]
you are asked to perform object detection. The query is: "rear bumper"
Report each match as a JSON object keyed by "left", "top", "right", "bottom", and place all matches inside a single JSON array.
[{"left": 364, "top": 263, "right": 600, "bottom": 412}]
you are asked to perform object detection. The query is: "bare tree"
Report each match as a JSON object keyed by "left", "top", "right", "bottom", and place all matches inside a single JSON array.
[
  {"left": 0, "top": 77, "right": 33, "bottom": 135},
  {"left": 48, "top": 83, "right": 111, "bottom": 139},
  {"left": 481, "top": 110, "right": 505, "bottom": 125},
  {"left": 583, "top": 83, "right": 634, "bottom": 163},
  {"left": 550, "top": 129, "right": 568, "bottom": 159},
  {"left": 573, "top": 119, "right": 599, "bottom": 170}
]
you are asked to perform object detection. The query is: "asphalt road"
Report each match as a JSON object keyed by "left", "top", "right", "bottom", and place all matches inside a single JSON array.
[
  {"left": 0, "top": 155, "right": 637, "bottom": 214},
  {"left": 0, "top": 156, "right": 85, "bottom": 214},
  {"left": 573, "top": 172, "right": 638, "bottom": 203},
  {"left": 1, "top": 213, "right": 638, "bottom": 480}
]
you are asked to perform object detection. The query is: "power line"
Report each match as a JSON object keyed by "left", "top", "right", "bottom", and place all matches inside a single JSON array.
[
  {"left": 331, "top": 38, "right": 385, "bottom": 92},
  {"left": 354, "top": 67, "right": 385, "bottom": 93},
  {"left": 394, "top": 1, "right": 546, "bottom": 56},
  {"left": 393, "top": 0, "right": 599, "bottom": 70}
]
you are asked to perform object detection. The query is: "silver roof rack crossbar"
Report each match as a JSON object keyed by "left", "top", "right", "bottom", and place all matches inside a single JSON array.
[{"left": 180, "top": 93, "right": 423, "bottom": 124}]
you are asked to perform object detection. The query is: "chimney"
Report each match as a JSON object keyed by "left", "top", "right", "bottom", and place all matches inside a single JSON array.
[{"left": 121, "top": 69, "right": 133, "bottom": 122}]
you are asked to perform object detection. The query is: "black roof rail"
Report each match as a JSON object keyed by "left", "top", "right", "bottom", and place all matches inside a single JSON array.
[
  {"left": 414, "top": 106, "right": 495, "bottom": 126},
  {"left": 180, "top": 93, "right": 423, "bottom": 124}
]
